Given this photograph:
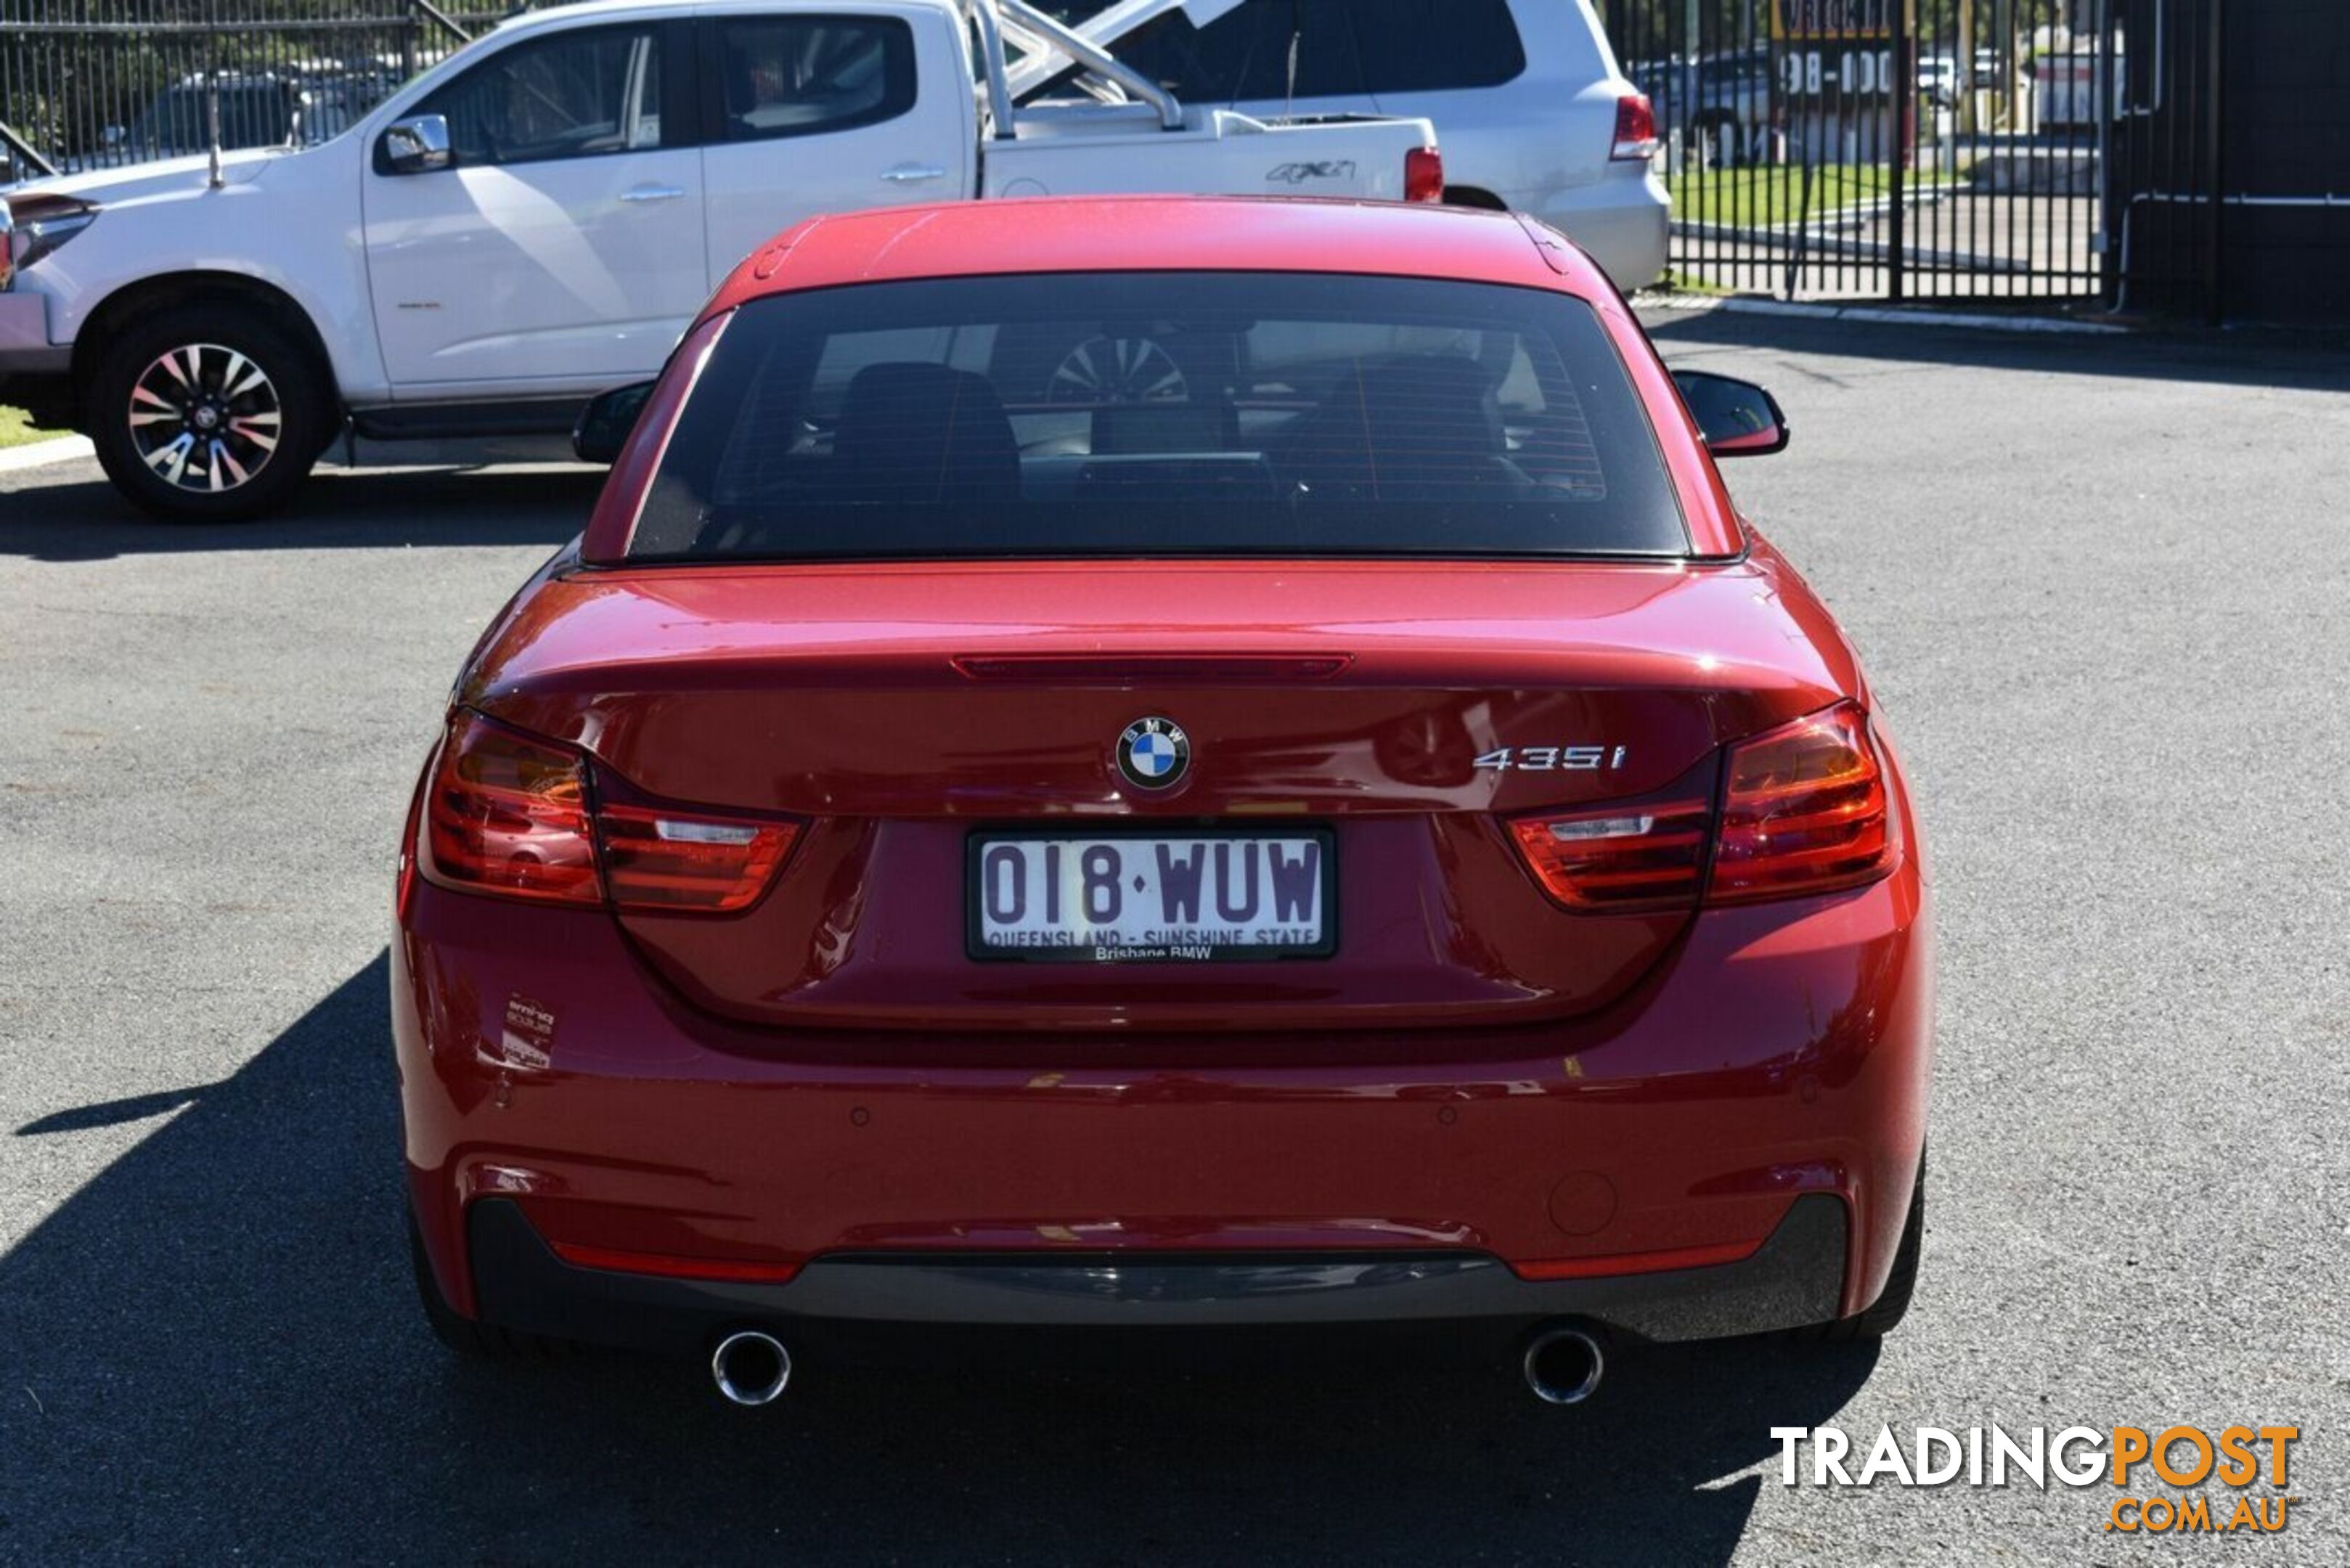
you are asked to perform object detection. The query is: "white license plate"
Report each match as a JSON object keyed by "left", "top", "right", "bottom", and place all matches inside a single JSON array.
[{"left": 968, "top": 831, "right": 1334, "bottom": 963}]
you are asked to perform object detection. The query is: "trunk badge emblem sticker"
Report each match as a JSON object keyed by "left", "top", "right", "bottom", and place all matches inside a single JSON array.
[{"left": 1117, "top": 717, "right": 1190, "bottom": 791}]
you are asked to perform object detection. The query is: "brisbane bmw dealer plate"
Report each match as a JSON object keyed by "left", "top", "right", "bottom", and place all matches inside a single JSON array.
[{"left": 968, "top": 825, "right": 1336, "bottom": 962}]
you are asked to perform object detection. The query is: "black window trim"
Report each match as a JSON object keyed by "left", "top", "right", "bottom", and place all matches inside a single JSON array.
[
  {"left": 1028, "top": 0, "right": 1527, "bottom": 107},
  {"left": 378, "top": 17, "right": 701, "bottom": 175},
  {"left": 694, "top": 12, "right": 921, "bottom": 148}
]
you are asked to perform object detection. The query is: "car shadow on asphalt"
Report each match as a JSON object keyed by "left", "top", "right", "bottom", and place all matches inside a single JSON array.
[
  {"left": 0, "top": 955, "right": 1880, "bottom": 1564},
  {"left": 0, "top": 445, "right": 598, "bottom": 563}
]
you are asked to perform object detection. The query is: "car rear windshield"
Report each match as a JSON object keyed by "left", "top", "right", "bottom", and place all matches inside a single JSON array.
[{"left": 627, "top": 271, "right": 1687, "bottom": 563}]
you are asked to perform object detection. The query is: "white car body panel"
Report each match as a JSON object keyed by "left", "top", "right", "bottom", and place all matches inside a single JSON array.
[
  {"left": 18, "top": 144, "right": 395, "bottom": 401},
  {"left": 982, "top": 105, "right": 1421, "bottom": 202},
  {"left": 698, "top": 2, "right": 976, "bottom": 291},
  {"left": 362, "top": 149, "right": 713, "bottom": 389},
  {"left": 1021, "top": 0, "right": 1668, "bottom": 287},
  {"left": 1, "top": 0, "right": 1436, "bottom": 414}
]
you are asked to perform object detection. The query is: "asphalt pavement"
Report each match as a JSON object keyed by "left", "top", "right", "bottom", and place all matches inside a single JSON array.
[{"left": 2, "top": 316, "right": 2346, "bottom": 1564}]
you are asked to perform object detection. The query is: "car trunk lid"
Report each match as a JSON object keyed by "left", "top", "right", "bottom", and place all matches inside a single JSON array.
[{"left": 465, "top": 558, "right": 1852, "bottom": 1031}]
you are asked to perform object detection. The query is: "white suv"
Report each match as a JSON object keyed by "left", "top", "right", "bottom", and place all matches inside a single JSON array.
[
  {"left": 0, "top": 0, "right": 1438, "bottom": 520},
  {"left": 1023, "top": 0, "right": 1667, "bottom": 289}
]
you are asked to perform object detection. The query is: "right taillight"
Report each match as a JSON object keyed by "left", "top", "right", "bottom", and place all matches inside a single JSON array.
[
  {"left": 420, "top": 711, "right": 603, "bottom": 906},
  {"left": 1611, "top": 94, "right": 1659, "bottom": 162},
  {"left": 1709, "top": 702, "right": 1894, "bottom": 903},
  {"left": 415, "top": 711, "right": 801, "bottom": 914},
  {"left": 1404, "top": 145, "right": 1445, "bottom": 203},
  {"left": 1509, "top": 799, "right": 1713, "bottom": 912},
  {"left": 1505, "top": 701, "right": 1896, "bottom": 912}
]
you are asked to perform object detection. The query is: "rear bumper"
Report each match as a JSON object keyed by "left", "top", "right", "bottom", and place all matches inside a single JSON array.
[
  {"left": 395, "top": 848, "right": 1932, "bottom": 1356},
  {"left": 1525, "top": 168, "right": 1670, "bottom": 290},
  {"left": 468, "top": 1191, "right": 1848, "bottom": 1360}
]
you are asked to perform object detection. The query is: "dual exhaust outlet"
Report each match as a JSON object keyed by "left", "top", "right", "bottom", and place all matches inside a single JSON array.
[
  {"left": 707, "top": 1323, "right": 1604, "bottom": 1408},
  {"left": 710, "top": 1329, "right": 793, "bottom": 1407}
]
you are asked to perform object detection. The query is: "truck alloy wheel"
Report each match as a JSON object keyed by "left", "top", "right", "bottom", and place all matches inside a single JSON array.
[
  {"left": 126, "top": 342, "right": 285, "bottom": 494},
  {"left": 88, "top": 303, "right": 329, "bottom": 521}
]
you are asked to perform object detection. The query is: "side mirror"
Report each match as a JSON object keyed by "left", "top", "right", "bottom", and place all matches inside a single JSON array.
[
  {"left": 378, "top": 113, "right": 452, "bottom": 175},
  {"left": 574, "top": 380, "right": 655, "bottom": 465},
  {"left": 1672, "top": 369, "right": 1789, "bottom": 457}
]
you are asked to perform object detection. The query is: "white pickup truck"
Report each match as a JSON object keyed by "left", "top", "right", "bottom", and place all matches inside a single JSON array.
[{"left": 0, "top": 0, "right": 1437, "bottom": 518}]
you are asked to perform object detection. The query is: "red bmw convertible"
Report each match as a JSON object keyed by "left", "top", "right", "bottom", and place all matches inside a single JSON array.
[{"left": 393, "top": 197, "right": 1931, "bottom": 1406}]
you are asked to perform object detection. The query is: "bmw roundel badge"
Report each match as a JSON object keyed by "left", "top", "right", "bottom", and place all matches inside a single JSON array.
[{"left": 1116, "top": 716, "right": 1190, "bottom": 791}]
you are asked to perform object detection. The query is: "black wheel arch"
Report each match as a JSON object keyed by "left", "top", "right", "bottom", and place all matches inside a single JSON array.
[{"left": 1442, "top": 185, "right": 1509, "bottom": 211}]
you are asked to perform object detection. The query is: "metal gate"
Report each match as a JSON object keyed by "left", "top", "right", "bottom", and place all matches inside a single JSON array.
[
  {"left": 0, "top": 0, "right": 510, "bottom": 184},
  {"left": 1599, "top": 0, "right": 2188, "bottom": 308}
]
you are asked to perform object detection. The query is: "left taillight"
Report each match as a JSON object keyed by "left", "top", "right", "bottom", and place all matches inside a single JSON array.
[
  {"left": 1405, "top": 145, "right": 1444, "bottom": 203},
  {"left": 597, "top": 806, "right": 799, "bottom": 914},
  {"left": 412, "top": 711, "right": 800, "bottom": 914},
  {"left": 1610, "top": 94, "right": 1659, "bottom": 162},
  {"left": 420, "top": 711, "right": 603, "bottom": 906}
]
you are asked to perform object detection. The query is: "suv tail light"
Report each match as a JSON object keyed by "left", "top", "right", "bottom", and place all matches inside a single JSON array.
[
  {"left": 1404, "top": 145, "right": 1444, "bottom": 203},
  {"left": 1506, "top": 702, "right": 1896, "bottom": 911},
  {"left": 1710, "top": 702, "right": 1893, "bottom": 902},
  {"left": 417, "top": 711, "right": 799, "bottom": 914},
  {"left": 1611, "top": 94, "right": 1659, "bottom": 162}
]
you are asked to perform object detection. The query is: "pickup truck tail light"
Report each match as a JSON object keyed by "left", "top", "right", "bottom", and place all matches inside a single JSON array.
[
  {"left": 1404, "top": 146, "right": 1443, "bottom": 203},
  {"left": 1611, "top": 94, "right": 1659, "bottom": 162},
  {"left": 416, "top": 711, "right": 799, "bottom": 913},
  {"left": 1507, "top": 702, "right": 1897, "bottom": 911}
]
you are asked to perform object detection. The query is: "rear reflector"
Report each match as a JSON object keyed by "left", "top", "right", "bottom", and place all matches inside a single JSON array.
[
  {"left": 598, "top": 804, "right": 799, "bottom": 914},
  {"left": 420, "top": 711, "right": 603, "bottom": 905},
  {"left": 1511, "top": 1236, "right": 1761, "bottom": 1281},
  {"left": 1611, "top": 94, "right": 1659, "bottom": 162},
  {"left": 416, "top": 711, "right": 801, "bottom": 914},
  {"left": 1508, "top": 799, "right": 1711, "bottom": 912},
  {"left": 550, "top": 1240, "right": 801, "bottom": 1284},
  {"left": 1405, "top": 145, "right": 1444, "bottom": 203},
  {"left": 1709, "top": 701, "right": 1894, "bottom": 902}
]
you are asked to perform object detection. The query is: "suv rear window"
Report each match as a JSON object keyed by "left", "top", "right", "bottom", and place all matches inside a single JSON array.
[
  {"left": 1032, "top": 0, "right": 1525, "bottom": 100},
  {"left": 627, "top": 271, "right": 1685, "bottom": 563}
]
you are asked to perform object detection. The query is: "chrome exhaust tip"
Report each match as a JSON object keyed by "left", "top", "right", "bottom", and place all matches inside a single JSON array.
[
  {"left": 711, "top": 1330, "right": 792, "bottom": 1407},
  {"left": 1522, "top": 1326, "right": 1604, "bottom": 1406}
]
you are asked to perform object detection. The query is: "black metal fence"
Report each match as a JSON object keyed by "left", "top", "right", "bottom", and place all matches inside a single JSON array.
[
  {"left": 2101, "top": 0, "right": 2227, "bottom": 321},
  {"left": 5, "top": 0, "right": 2237, "bottom": 319},
  {"left": 1597, "top": 0, "right": 2223, "bottom": 315},
  {"left": 0, "top": 0, "right": 514, "bottom": 183}
]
